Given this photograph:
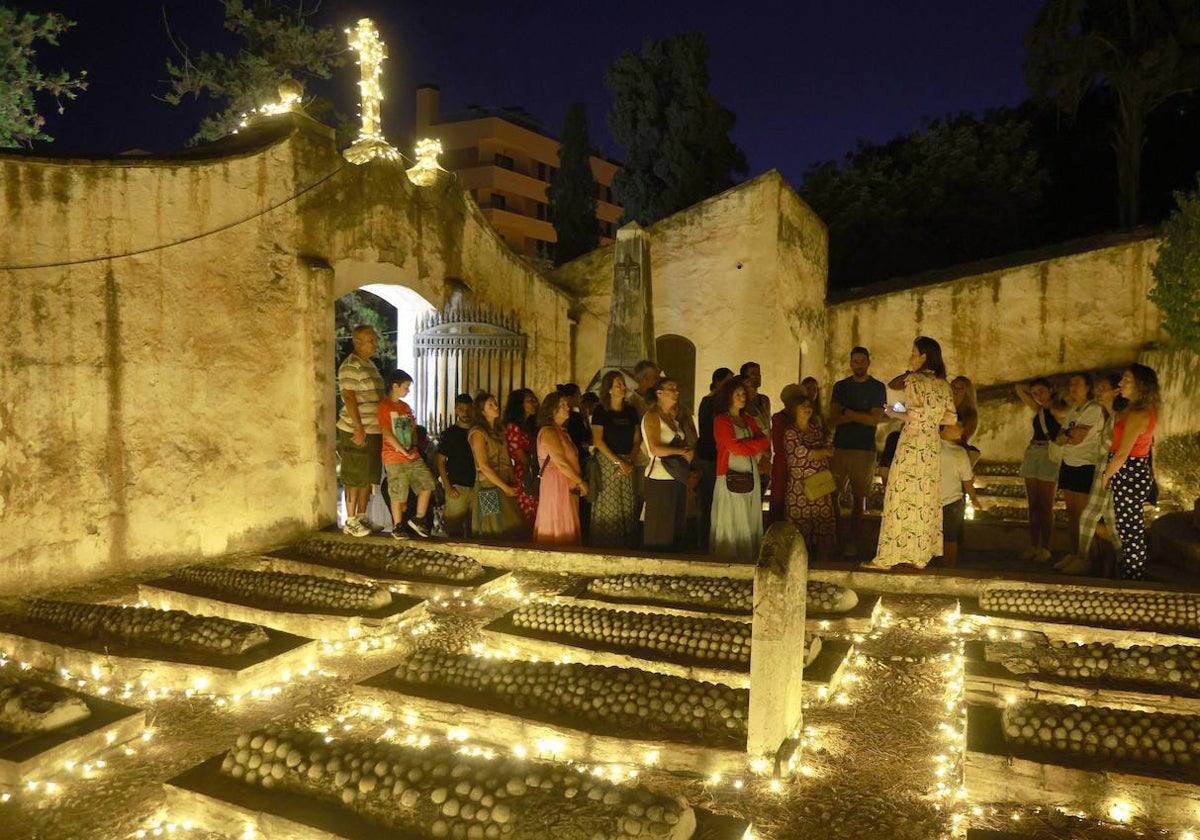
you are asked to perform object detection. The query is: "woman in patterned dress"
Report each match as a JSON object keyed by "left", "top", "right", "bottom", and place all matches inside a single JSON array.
[
  {"left": 863, "top": 337, "right": 956, "bottom": 570},
  {"left": 503, "top": 388, "right": 540, "bottom": 530},
  {"left": 784, "top": 393, "right": 837, "bottom": 562},
  {"left": 468, "top": 392, "right": 523, "bottom": 539},
  {"left": 589, "top": 371, "right": 642, "bottom": 548}
]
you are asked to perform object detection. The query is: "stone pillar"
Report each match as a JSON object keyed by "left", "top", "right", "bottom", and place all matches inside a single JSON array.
[
  {"left": 603, "top": 222, "right": 654, "bottom": 369},
  {"left": 747, "top": 521, "right": 808, "bottom": 772}
]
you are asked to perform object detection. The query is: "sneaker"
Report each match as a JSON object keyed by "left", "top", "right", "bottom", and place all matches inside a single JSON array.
[
  {"left": 392, "top": 525, "right": 411, "bottom": 541},
  {"left": 1018, "top": 546, "right": 1038, "bottom": 561},
  {"left": 1053, "top": 554, "right": 1077, "bottom": 571},
  {"left": 407, "top": 520, "right": 430, "bottom": 539},
  {"left": 343, "top": 518, "right": 371, "bottom": 538},
  {"left": 1032, "top": 547, "right": 1053, "bottom": 564},
  {"left": 1060, "top": 555, "right": 1092, "bottom": 576},
  {"left": 358, "top": 516, "right": 385, "bottom": 533}
]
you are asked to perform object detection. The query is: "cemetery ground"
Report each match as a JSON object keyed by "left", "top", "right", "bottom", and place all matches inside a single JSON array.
[{"left": 0, "top": 513, "right": 1197, "bottom": 840}]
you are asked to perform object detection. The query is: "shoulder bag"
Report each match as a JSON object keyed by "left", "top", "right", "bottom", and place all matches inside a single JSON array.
[
  {"left": 725, "top": 471, "right": 755, "bottom": 493},
  {"left": 803, "top": 469, "right": 837, "bottom": 501},
  {"left": 1038, "top": 411, "right": 1063, "bottom": 465}
]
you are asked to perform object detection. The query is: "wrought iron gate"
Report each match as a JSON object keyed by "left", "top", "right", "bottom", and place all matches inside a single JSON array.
[{"left": 412, "top": 304, "right": 527, "bottom": 431}]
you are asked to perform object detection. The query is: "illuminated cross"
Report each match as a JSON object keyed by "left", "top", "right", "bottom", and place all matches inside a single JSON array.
[{"left": 343, "top": 18, "right": 400, "bottom": 164}]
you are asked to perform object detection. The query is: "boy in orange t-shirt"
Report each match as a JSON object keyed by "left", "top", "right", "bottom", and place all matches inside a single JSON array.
[{"left": 376, "top": 371, "right": 436, "bottom": 538}]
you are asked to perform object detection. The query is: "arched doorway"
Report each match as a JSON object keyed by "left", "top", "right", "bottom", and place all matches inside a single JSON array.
[{"left": 655, "top": 334, "right": 697, "bottom": 413}]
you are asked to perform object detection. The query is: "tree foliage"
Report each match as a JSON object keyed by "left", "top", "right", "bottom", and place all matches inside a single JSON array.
[
  {"left": 1025, "top": 0, "right": 1200, "bottom": 227},
  {"left": 605, "top": 33, "right": 748, "bottom": 226},
  {"left": 0, "top": 8, "right": 87, "bottom": 148},
  {"left": 1149, "top": 178, "right": 1200, "bottom": 354},
  {"left": 335, "top": 291, "right": 396, "bottom": 370},
  {"left": 548, "top": 102, "right": 600, "bottom": 265},
  {"left": 800, "top": 111, "right": 1045, "bottom": 290},
  {"left": 162, "top": 0, "right": 348, "bottom": 144}
]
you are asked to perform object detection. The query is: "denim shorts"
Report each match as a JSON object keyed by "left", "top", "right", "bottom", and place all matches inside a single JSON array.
[{"left": 1020, "top": 443, "right": 1060, "bottom": 483}]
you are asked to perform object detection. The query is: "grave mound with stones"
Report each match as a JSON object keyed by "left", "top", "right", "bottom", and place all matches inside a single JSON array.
[{"left": 962, "top": 578, "right": 1200, "bottom": 825}]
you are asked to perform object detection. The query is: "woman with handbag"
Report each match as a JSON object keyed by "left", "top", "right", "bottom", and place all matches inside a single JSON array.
[
  {"left": 711, "top": 377, "right": 770, "bottom": 561},
  {"left": 534, "top": 392, "right": 587, "bottom": 545},
  {"left": 589, "top": 371, "right": 642, "bottom": 548},
  {"left": 641, "top": 378, "right": 693, "bottom": 550},
  {"left": 1015, "top": 377, "right": 1066, "bottom": 564},
  {"left": 783, "top": 393, "right": 837, "bottom": 562},
  {"left": 861, "top": 337, "right": 956, "bottom": 570},
  {"left": 503, "top": 389, "right": 540, "bottom": 532},
  {"left": 468, "top": 392, "right": 523, "bottom": 539}
]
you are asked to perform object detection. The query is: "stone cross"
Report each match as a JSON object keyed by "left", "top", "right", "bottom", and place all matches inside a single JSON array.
[{"left": 603, "top": 223, "right": 654, "bottom": 370}]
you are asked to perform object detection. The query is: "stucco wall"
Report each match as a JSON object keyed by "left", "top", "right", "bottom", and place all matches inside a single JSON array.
[
  {"left": 826, "top": 235, "right": 1165, "bottom": 462},
  {"left": 0, "top": 114, "right": 570, "bottom": 594},
  {"left": 551, "top": 171, "right": 828, "bottom": 408}
]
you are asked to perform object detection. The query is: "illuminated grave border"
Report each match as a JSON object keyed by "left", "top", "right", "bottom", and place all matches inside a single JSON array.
[
  {"left": 0, "top": 679, "right": 144, "bottom": 787},
  {"left": 0, "top": 614, "right": 317, "bottom": 698},
  {"left": 964, "top": 702, "right": 1200, "bottom": 828},
  {"left": 137, "top": 574, "right": 426, "bottom": 641}
]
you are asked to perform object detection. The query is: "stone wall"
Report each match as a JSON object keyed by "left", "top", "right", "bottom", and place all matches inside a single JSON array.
[
  {"left": 825, "top": 234, "right": 1165, "bottom": 462},
  {"left": 551, "top": 171, "right": 828, "bottom": 408},
  {"left": 0, "top": 114, "right": 571, "bottom": 594}
]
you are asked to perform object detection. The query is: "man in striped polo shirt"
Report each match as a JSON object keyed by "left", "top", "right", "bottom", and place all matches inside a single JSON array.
[{"left": 337, "top": 325, "right": 386, "bottom": 537}]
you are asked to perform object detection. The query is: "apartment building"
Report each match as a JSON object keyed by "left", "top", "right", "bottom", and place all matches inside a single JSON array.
[{"left": 415, "top": 85, "right": 622, "bottom": 262}]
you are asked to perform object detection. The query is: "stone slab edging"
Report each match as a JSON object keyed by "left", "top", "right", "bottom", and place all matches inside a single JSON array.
[
  {"left": 551, "top": 589, "right": 880, "bottom": 635},
  {"left": 351, "top": 670, "right": 750, "bottom": 778},
  {"left": 299, "top": 531, "right": 758, "bottom": 579},
  {"left": 0, "top": 682, "right": 144, "bottom": 786},
  {"left": 136, "top": 582, "right": 426, "bottom": 641},
  {"left": 164, "top": 754, "right": 748, "bottom": 840},
  {"left": 473, "top": 624, "right": 853, "bottom": 697},
  {"left": 965, "top": 704, "right": 1200, "bottom": 825},
  {"left": 964, "top": 643, "right": 1200, "bottom": 716},
  {"left": 807, "top": 567, "right": 1200, "bottom": 599},
  {"left": 228, "top": 553, "right": 514, "bottom": 602},
  {"left": 0, "top": 627, "right": 317, "bottom": 697}
]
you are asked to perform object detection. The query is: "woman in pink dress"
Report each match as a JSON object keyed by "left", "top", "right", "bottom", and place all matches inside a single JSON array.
[
  {"left": 534, "top": 392, "right": 587, "bottom": 545},
  {"left": 503, "top": 388, "right": 540, "bottom": 529}
]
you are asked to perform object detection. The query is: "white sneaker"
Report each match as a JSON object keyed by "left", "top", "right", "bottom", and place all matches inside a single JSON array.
[
  {"left": 1032, "top": 547, "right": 1053, "bottom": 564},
  {"left": 407, "top": 520, "right": 430, "bottom": 539},
  {"left": 343, "top": 518, "right": 371, "bottom": 538}
]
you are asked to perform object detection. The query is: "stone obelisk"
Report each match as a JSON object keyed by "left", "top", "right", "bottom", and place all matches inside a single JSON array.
[{"left": 588, "top": 223, "right": 654, "bottom": 390}]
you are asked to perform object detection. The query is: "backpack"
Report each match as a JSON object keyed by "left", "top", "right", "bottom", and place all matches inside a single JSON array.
[{"left": 521, "top": 432, "right": 550, "bottom": 499}]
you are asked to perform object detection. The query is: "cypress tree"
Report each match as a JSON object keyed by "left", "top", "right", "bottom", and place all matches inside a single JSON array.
[{"left": 548, "top": 102, "right": 600, "bottom": 265}]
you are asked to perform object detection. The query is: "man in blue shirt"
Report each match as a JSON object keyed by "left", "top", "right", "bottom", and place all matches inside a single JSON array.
[{"left": 829, "top": 347, "right": 887, "bottom": 558}]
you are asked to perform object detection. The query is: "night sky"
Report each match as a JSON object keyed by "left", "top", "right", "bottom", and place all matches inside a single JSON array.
[{"left": 17, "top": 0, "right": 1047, "bottom": 188}]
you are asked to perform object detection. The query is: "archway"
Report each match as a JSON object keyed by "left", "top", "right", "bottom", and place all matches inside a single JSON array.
[{"left": 655, "top": 334, "right": 697, "bottom": 413}]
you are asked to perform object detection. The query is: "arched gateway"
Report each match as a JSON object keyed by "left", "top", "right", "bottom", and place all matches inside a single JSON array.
[{"left": 0, "top": 112, "right": 573, "bottom": 593}]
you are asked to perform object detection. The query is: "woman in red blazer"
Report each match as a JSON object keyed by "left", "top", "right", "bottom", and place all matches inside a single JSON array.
[{"left": 710, "top": 376, "right": 771, "bottom": 560}]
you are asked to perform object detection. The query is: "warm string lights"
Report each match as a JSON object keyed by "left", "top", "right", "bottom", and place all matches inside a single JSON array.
[
  {"left": 343, "top": 18, "right": 400, "bottom": 164},
  {"left": 232, "top": 79, "right": 305, "bottom": 134},
  {"left": 406, "top": 138, "right": 446, "bottom": 187}
]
